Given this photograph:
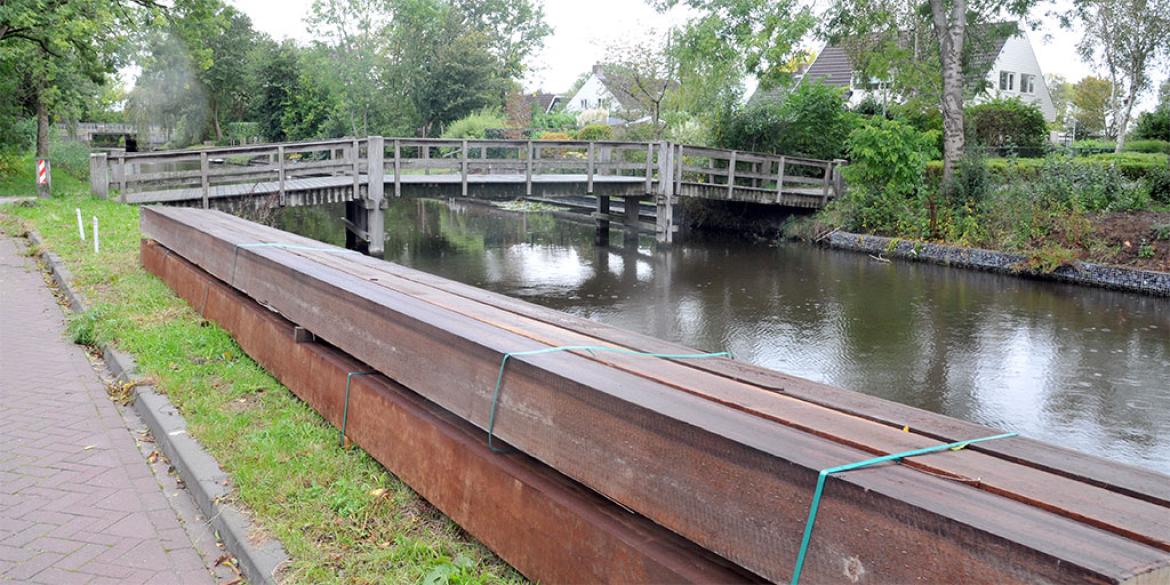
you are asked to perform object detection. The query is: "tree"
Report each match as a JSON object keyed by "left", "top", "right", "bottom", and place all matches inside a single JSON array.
[
  {"left": 0, "top": 0, "right": 153, "bottom": 156},
  {"left": 654, "top": 0, "right": 816, "bottom": 124},
  {"left": 1046, "top": 74, "right": 1073, "bottom": 128},
  {"left": 599, "top": 32, "right": 677, "bottom": 135},
  {"left": 1072, "top": 76, "right": 1113, "bottom": 137},
  {"left": 1071, "top": 0, "right": 1170, "bottom": 152},
  {"left": 823, "top": 0, "right": 1037, "bottom": 192}
]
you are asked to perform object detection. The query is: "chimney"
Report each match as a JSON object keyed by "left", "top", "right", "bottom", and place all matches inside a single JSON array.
[{"left": 592, "top": 63, "right": 602, "bottom": 75}]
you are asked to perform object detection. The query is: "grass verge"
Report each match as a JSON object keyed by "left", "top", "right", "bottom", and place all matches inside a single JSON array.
[
  {"left": 0, "top": 195, "right": 522, "bottom": 585},
  {"left": 0, "top": 152, "right": 88, "bottom": 198}
]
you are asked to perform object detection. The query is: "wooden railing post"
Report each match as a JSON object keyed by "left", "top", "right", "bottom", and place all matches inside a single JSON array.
[
  {"left": 775, "top": 156, "right": 786, "bottom": 203},
  {"left": 832, "top": 159, "right": 847, "bottom": 199},
  {"left": 277, "top": 145, "right": 287, "bottom": 206},
  {"left": 727, "top": 150, "right": 737, "bottom": 198},
  {"left": 461, "top": 139, "right": 469, "bottom": 196},
  {"left": 393, "top": 139, "right": 401, "bottom": 197},
  {"left": 116, "top": 154, "right": 127, "bottom": 203},
  {"left": 89, "top": 153, "right": 108, "bottom": 199},
  {"left": 676, "top": 144, "right": 684, "bottom": 194},
  {"left": 586, "top": 142, "right": 595, "bottom": 194},
  {"left": 367, "top": 136, "right": 385, "bottom": 256},
  {"left": 820, "top": 161, "right": 831, "bottom": 205},
  {"left": 199, "top": 151, "right": 210, "bottom": 209},
  {"left": 525, "top": 140, "right": 533, "bottom": 196},
  {"left": 644, "top": 143, "right": 653, "bottom": 194},
  {"left": 350, "top": 139, "right": 360, "bottom": 202}
]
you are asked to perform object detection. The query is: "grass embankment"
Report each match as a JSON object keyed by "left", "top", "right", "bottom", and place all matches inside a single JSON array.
[
  {"left": 0, "top": 152, "right": 88, "bottom": 197},
  {"left": 1, "top": 195, "right": 521, "bottom": 585}
]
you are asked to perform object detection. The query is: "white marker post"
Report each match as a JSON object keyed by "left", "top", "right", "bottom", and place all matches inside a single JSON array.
[
  {"left": 92, "top": 216, "right": 99, "bottom": 254},
  {"left": 76, "top": 208, "right": 85, "bottom": 240}
]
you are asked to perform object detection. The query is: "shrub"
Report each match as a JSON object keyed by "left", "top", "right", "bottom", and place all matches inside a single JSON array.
[
  {"left": 836, "top": 118, "right": 938, "bottom": 234},
  {"left": 1146, "top": 166, "right": 1170, "bottom": 204},
  {"left": 532, "top": 109, "right": 576, "bottom": 131},
  {"left": 441, "top": 109, "right": 507, "bottom": 139},
  {"left": 49, "top": 137, "right": 91, "bottom": 180},
  {"left": 575, "top": 124, "right": 613, "bottom": 141},
  {"left": 713, "top": 81, "right": 855, "bottom": 159},
  {"left": 1123, "top": 139, "right": 1170, "bottom": 154},
  {"left": 1071, "top": 139, "right": 1115, "bottom": 155},
  {"left": 966, "top": 98, "right": 1048, "bottom": 154},
  {"left": 535, "top": 131, "right": 572, "bottom": 140},
  {"left": 666, "top": 118, "right": 709, "bottom": 146},
  {"left": 1134, "top": 107, "right": 1170, "bottom": 141}
]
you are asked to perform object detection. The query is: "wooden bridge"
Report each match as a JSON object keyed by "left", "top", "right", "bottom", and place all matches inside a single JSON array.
[
  {"left": 90, "top": 137, "right": 847, "bottom": 253},
  {"left": 62, "top": 122, "right": 168, "bottom": 148}
]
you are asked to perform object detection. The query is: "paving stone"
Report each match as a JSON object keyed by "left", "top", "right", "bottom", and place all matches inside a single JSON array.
[{"left": 0, "top": 236, "right": 216, "bottom": 585}]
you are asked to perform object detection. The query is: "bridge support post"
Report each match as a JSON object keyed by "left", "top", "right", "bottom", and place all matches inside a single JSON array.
[
  {"left": 594, "top": 195, "right": 610, "bottom": 247},
  {"left": 366, "top": 136, "right": 385, "bottom": 257},
  {"left": 89, "top": 153, "right": 108, "bottom": 198},
  {"left": 655, "top": 141, "right": 675, "bottom": 245}
]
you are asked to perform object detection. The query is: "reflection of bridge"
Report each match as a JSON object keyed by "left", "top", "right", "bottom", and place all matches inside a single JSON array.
[
  {"left": 61, "top": 122, "right": 168, "bottom": 147},
  {"left": 89, "top": 136, "right": 847, "bottom": 253}
]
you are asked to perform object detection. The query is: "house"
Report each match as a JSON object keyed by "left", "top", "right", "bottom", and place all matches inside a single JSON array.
[
  {"left": 794, "top": 26, "right": 1056, "bottom": 121},
  {"left": 563, "top": 64, "right": 677, "bottom": 125},
  {"left": 519, "top": 92, "right": 561, "bottom": 115}
]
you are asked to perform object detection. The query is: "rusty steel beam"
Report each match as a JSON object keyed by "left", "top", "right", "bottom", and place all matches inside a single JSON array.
[
  {"left": 141, "top": 207, "right": 1170, "bottom": 584},
  {"left": 141, "top": 239, "right": 761, "bottom": 584}
]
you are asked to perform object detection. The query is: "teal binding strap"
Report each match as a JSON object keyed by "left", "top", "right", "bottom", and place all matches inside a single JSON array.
[
  {"left": 486, "top": 345, "right": 732, "bottom": 452},
  {"left": 339, "top": 371, "right": 376, "bottom": 447},
  {"left": 789, "top": 431, "right": 1018, "bottom": 585}
]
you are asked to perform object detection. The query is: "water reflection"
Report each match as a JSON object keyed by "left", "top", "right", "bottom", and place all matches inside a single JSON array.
[{"left": 276, "top": 198, "right": 1170, "bottom": 474}]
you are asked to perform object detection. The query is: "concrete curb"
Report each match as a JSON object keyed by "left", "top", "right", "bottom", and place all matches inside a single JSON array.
[
  {"left": 823, "top": 230, "right": 1170, "bottom": 297},
  {"left": 25, "top": 228, "right": 290, "bottom": 585}
]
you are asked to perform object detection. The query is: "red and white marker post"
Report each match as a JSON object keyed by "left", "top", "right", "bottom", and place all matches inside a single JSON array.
[{"left": 36, "top": 158, "right": 51, "bottom": 198}]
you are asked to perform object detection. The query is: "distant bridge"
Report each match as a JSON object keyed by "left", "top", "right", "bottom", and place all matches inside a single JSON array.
[
  {"left": 89, "top": 137, "right": 846, "bottom": 252},
  {"left": 61, "top": 122, "right": 168, "bottom": 148}
]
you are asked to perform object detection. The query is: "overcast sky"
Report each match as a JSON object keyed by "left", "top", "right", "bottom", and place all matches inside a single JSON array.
[{"left": 231, "top": 0, "right": 1165, "bottom": 111}]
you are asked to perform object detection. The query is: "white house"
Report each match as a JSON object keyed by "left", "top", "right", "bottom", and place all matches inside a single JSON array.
[
  {"left": 797, "top": 26, "right": 1056, "bottom": 121},
  {"left": 563, "top": 64, "right": 676, "bottom": 125}
]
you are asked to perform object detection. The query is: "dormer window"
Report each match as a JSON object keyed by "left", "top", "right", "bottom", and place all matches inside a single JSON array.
[{"left": 999, "top": 71, "right": 1015, "bottom": 91}]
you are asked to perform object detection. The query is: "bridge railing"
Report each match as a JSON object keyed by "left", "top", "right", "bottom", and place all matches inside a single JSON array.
[
  {"left": 96, "top": 138, "right": 366, "bottom": 206},
  {"left": 92, "top": 136, "right": 845, "bottom": 206},
  {"left": 378, "top": 138, "right": 662, "bottom": 197},
  {"left": 673, "top": 144, "right": 846, "bottom": 204}
]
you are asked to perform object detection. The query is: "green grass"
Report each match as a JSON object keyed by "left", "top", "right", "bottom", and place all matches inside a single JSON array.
[
  {"left": 0, "top": 152, "right": 88, "bottom": 197},
  {"left": 0, "top": 196, "right": 523, "bottom": 585}
]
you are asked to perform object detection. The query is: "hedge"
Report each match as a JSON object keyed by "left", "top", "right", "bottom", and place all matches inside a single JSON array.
[{"left": 926, "top": 152, "right": 1169, "bottom": 182}]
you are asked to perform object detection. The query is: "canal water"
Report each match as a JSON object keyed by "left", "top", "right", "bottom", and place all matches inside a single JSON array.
[{"left": 275, "top": 198, "right": 1170, "bottom": 475}]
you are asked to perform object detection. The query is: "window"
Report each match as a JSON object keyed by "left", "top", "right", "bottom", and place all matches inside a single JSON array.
[
  {"left": 851, "top": 71, "right": 887, "bottom": 91},
  {"left": 580, "top": 98, "right": 589, "bottom": 108},
  {"left": 999, "top": 71, "right": 1015, "bottom": 91},
  {"left": 1020, "top": 73, "right": 1036, "bottom": 94}
]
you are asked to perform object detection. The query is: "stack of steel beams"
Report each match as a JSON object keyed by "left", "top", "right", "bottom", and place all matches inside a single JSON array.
[{"left": 141, "top": 207, "right": 1170, "bottom": 584}]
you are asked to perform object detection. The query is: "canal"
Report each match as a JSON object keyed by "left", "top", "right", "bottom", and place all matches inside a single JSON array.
[{"left": 275, "top": 198, "right": 1170, "bottom": 475}]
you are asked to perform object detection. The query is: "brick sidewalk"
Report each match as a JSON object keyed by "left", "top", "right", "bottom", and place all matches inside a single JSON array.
[{"left": 0, "top": 235, "right": 221, "bottom": 585}]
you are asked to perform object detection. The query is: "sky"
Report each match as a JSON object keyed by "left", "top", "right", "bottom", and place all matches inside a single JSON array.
[{"left": 230, "top": 0, "right": 1165, "bottom": 111}]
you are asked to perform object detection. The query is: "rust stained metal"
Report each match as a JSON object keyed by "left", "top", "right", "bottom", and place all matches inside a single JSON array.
[{"left": 142, "top": 239, "right": 763, "bottom": 584}]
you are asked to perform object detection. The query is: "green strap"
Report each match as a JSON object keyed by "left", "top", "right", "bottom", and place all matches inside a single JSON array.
[
  {"left": 339, "top": 371, "right": 375, "bottom": 447},
  {"left": 789, "top": 431, "right": 1018, "bottom": 584},
  {"left": 486, "top": 345, "right": 732, "bottom": 452}
]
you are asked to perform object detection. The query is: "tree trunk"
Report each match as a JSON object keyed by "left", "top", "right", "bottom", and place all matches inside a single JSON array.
[
  {"left": 930, "top": 0, "right": 966, "bottom": 194},
  {"left": 35, "top": 92, "right": 49, "bottom": 158},
  {"left": 1114, "top": 89, "right": 1137, "bottom": 153},
  {"left": 212, "top": 99, "right": 223, "bottom": 143}
]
